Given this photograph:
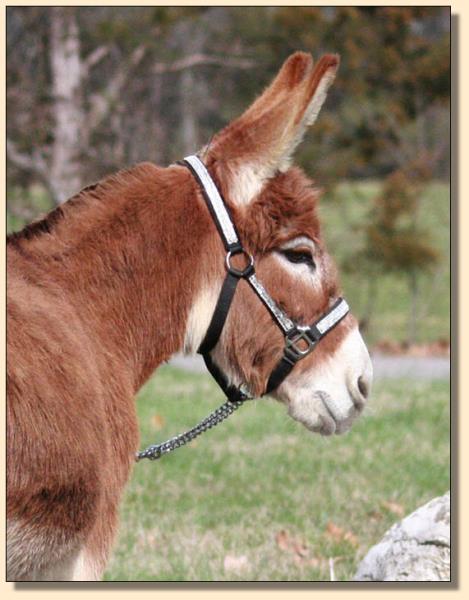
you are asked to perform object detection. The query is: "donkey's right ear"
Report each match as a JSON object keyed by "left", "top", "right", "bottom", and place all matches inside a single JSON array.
[{"left": 206, "top": 52, "right": 339, "bottom": 207}]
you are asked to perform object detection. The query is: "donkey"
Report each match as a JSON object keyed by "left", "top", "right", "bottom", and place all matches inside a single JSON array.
[{"left": 7, "top": 52, "right": 372, "bottom": 581}]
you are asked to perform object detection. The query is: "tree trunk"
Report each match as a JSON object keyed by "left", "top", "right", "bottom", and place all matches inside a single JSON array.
[
  {"left": 179, "top": 68, "right": 199, "bottom": 155},
  {"left": 49, "top": 7, "right": 87, "bottom": 204},
  {"left": 173, "top": 16, "right": 209, "bottom": 155}
]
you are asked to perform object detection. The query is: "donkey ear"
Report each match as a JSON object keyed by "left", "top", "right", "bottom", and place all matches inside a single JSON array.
[{"left": 207, "top": 52, "right": 339, "bottom": 206}]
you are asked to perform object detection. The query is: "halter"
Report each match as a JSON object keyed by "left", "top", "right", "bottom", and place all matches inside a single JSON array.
[{"left": 136, "top": 155, "right": 349, "bottom": 461}]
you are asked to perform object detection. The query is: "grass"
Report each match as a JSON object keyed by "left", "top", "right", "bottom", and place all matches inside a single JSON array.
[
  {"left": 104, "top": 365, "right": 450, "bottom": 582},
  {"left": 7, "top": 179, "right": 450, "bottom": 346}
]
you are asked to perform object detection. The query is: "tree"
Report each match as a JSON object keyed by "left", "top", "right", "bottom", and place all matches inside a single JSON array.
[
  {"left": 7, "top": 6, "right": 449, "bottom": 212},
  {"left": 346, "top": 157, "right": 441, "bottom": 343},
  {"left": 49, "top": 7, "right": 87, "bottom": 202},
  {"left": 270, "top": 6, "right": 450, "bottom": 182},
  {"left": 6, "top": 6, "right": 255, "bottom": 205},
  {"left": 7, "top": 7, "right": 151, "bottom": 203},
  {"left": 6, "top": 6, "right": 449, "bottom": 347}
]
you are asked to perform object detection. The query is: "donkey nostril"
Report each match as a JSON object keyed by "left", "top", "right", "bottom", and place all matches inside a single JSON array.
[{"left": 357, "top": 375, "right": 369, "bottom": 400}]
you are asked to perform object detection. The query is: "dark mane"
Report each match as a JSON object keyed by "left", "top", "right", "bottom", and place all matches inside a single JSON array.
[
  {"left": 7, "top": 163, "right": 160, "bottom": 247},
  {"left": 7, "top": 182, "right": 99, "bottom": 245}
]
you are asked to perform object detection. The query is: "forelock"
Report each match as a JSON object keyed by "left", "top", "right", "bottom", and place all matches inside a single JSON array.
[{"left": 236, "top": 167, "right": 322, "bottom": 252}]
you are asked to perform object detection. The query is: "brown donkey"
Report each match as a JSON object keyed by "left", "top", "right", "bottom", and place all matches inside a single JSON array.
[{"left": 7, "top": 52, "right": 372, "bottom": 580}]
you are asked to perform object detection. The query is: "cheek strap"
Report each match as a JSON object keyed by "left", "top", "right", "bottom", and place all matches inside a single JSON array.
[
  {"left": 135, "top": 156, "right": 350, "bottom": 461},
  {"left": 182, "top": 155, "right": 349, "bottom": 400}
]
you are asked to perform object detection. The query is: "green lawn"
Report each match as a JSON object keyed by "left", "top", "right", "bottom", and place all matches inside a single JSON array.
[{"left": 104, "top": 365, "right": 450, "bottom": 581}]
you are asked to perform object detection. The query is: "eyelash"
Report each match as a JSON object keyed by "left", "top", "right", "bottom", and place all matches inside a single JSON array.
[{"left": 282, "top": 249, "right": 316, "bottom": 269}]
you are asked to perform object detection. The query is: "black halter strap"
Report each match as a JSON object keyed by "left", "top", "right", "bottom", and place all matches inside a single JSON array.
[
  {"left": 135, "top": 156, "right": 351, "bottom": 462},
  {"left": 181, "top": 155, "right": 350, "bottom": 402}
]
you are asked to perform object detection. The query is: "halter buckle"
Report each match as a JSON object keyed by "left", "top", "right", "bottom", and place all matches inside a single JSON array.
[
  {"left": 284, "top": 329, "right": 316, "bottom": 363},
  {"left": 225, "top": 248, "right": 255, "bottom": 278}
]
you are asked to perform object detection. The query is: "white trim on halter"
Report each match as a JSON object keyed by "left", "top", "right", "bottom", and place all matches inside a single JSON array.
[
  {"left": 315, "top": 299, "right": 349, "bottom": 335},
  {"left": 184, "top": 155, "right": 239, "bottom": 247},
  {"left": 184, "top": 154, "right": 349, "bottom": 342},
  {"left": 247, "top": 273, "right": 295, "bottom": 333}
]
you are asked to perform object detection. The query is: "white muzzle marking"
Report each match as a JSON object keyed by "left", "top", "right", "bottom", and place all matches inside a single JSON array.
[{"left": 277, "top": 327, "right": 373, "bottom": 435}]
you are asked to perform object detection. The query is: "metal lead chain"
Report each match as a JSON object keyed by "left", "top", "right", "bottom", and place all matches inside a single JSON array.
[{"left": 136, "top": 398, "right": 246, "bottom": 461}]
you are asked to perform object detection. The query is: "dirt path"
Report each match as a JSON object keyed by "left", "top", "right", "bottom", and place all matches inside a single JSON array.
[
  {"left": 369, "top": 352, "right": 450, "bottom": 380},
  {"left": 169, "top": 352, "right": 450, "bottom": 380}
]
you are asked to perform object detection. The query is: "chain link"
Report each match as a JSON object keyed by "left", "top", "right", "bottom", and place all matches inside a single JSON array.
[{"left": 135, "top": 398, "right": 246, "bottom": 461}]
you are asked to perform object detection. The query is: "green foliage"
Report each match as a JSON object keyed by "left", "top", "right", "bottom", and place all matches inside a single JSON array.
[
  {"left": 364, "top": 163, "right": 440, "bottom": 275},
  {"left": 321, "top": 179, "right": 448, "bottom": 345},
  {"left": 6, "top": 185, "right": 54, "bottom": 233},
  {"left": 7, "top": 6, "right": 449, "bottom": 187},
  {"left": 270, "top": 6, "right": 450, "bottom": 180}
]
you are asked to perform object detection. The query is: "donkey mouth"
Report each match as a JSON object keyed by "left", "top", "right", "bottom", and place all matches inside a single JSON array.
[
  {"left": 287, "top": 390, "right": 358, "bottom": 436},
  {"left": 317, "top": 390, "right": 360, "bottom": 435},
  {"left": 315, "top": 391, "right": 339, "bottom": 435}
]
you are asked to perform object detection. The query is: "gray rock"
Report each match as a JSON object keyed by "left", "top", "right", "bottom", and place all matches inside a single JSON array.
[{"left": 354, "top": 492, "right": 450, "bottom": 581}]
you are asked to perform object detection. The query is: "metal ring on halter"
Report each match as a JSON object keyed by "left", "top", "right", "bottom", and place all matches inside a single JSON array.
[
  {"left": 225, "top": 249, "right": 255, "bottom": 278},
  {"left": 284, "top": 328, "right": 317, "bottom": 362},
  {"left": 137, "top": 156, "right": 351, "bottom": 462}
]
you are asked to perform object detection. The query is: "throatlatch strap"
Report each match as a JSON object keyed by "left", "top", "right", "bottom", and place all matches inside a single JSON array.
[
  {"left": 183, "top": 155, "right": 250, "bottom": 400},
  {"left": 182, "top": 155, "right": 350, "bottom": 398},
  {"left": 198, "top": 272, "right": 240, "bottom": 355},
  {"left": 203, "top": 353, "right": 250, "bottom": 403}
]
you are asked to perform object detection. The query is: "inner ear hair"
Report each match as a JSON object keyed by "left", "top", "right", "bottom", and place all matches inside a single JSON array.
[{"left": 205, "top": 52, "right": 340, "bottom": 208}]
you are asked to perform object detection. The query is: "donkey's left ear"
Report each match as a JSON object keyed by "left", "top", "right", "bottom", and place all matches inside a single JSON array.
[{"left": 206, "top": 52, "right": 339, "bottom": 207}]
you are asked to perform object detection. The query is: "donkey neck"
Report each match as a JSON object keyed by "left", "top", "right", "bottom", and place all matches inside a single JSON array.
[{"left": 10, "top": 162, "right": 223, "bottom": 390}]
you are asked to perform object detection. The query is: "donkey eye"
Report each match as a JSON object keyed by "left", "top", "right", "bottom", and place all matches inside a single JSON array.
[{"left": 282, "top": 249, "right": 315, "bottom": 268}]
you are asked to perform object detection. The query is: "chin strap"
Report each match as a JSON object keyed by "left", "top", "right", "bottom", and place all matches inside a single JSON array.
[{"left": 136, "top": 155, "right": 349, "bottom": 461}]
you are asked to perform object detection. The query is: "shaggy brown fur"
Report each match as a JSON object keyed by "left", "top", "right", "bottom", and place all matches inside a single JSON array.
[
  {"left": 7, "top": 163, "right": 216, "bottom": 579},
  {"left": 7, "top": 51, "right": 356, "bottom": 580}
]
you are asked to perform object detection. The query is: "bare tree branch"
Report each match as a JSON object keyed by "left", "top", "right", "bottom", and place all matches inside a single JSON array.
[
  {"left": 7, "top": 138, "right": 48, "bottom": 177},
  {"left": 87, "top": 48, "right": 255, "bottom": 132},
  {"left": 87, "top": 44, "right": 148, "bottom": 131},
  {"left": 152, "top": 53, "right": 256, "bottom": 74},
  {"left": 82, "top": 45, "right": 109, "bottom": 78}
]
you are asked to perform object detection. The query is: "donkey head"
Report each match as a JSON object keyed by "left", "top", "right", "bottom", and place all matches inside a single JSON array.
[{"left": 186, "top": 52, "right": 372, "bottom": 436}]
